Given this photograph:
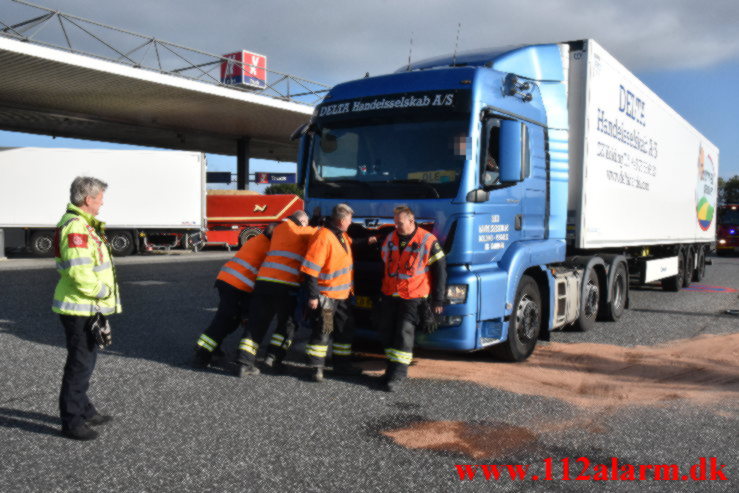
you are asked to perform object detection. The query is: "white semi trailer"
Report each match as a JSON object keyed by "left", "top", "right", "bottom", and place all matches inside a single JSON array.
[{"left": 0, "top": 147, "right": 206, "bottom": 256}]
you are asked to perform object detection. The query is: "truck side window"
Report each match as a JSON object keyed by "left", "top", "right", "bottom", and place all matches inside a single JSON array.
[{"left": 481, "top": 119, "right": 501, "bottom": 187}]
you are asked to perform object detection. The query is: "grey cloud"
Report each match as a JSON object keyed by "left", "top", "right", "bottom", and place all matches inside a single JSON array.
[{"left": 15, "top": 0, "right": 739, "bottom": 85}]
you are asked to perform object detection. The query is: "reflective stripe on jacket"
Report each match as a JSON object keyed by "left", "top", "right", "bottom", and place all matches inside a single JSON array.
[
  {"left": 217, "top": 233, "right": 270, "bottom": 292},
  {"left": 381, "top": 227, "right": 442, "bottom": 299},
  {"left": 256, "top": 220, "right": 316, "bottom": 287},
  {"left": 52, "top": 203, "right": 122, "bottom": 316},
  {"left": 301, "top": 227, "right": 353, "bottom": 300}
]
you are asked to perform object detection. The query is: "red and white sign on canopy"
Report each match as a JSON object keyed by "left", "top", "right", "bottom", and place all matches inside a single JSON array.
[{"left": 220, "top": 50, "right": 267, "bottom": 90}]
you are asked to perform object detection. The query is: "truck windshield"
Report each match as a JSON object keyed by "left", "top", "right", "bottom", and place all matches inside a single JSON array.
[{"left": 308, "top": 117, "right": 468, "bottom": 199}]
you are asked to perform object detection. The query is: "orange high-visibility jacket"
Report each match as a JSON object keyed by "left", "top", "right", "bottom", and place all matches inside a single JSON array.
[
  {"left": 216, "top": 233, "right": 270, "bottom": 292},
  {"left": 301, "top": 227, "right": 354, "bottom": 299},
  {"left": 381, "top": 227, "right": 443, "bottom": 299},
  {"left": 256, "top": 220, "right": 317, "bottom": 287}
]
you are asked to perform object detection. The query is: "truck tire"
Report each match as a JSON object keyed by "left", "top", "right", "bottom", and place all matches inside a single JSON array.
[
  {"left": 661, "top": 250, "right": 684, "bottom": 292},
  {"left": 239, "top": 227, "right": 262, "bottom": 247},
  {"left": 108, "top": 231, "right": 135, "bottom": 256},
  {"left": 682, "top": 247, "right": 694, "bottom": 288},
  {"left": 30, "top": 231, "right": 55, "bottom": 257},
  {"left": 571, "top": 268, "right": 600, "bottom": 331},
  {"left": 692, "top": 248, "right": 706, "bottom": 282},
  {"left": 601, "top": 262, "right": 627, "bottom": 322},
  {"left": 490, "top": 275, "right": 541, "bottom": 362}
]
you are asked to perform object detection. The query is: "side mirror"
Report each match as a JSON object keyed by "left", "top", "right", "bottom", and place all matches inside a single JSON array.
[
  {"left": 498, "top": 120, "right": 527, "bottom": 183},
  {"left": 296, "top": 135, "right": 309, "bottom": 187}
]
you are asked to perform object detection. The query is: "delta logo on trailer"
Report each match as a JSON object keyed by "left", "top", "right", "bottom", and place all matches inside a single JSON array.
[
  {"left": 695, "top": 145, "right": 717, "bottom": 231},
  {"left": 220, "top": 50, "right": 267, "bottom": 89}
]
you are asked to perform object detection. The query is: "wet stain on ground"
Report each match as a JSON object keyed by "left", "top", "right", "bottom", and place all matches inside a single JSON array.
[
  {"left": 358, "top": 333, "right": 739, "bottom": 409},
  {"left": 381, "top": 420, "right": 538, "bottom": 460}
]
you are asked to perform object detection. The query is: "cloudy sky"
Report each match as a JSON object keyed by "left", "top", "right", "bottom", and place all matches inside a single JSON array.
[{"left": 1, "top": 0, "right": 738, "bottom": 179}]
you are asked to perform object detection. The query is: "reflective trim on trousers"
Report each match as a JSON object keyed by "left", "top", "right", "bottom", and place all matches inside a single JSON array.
[
  {"left": 260, "top": 261, "right": 300, "bottom": 276},
  {"left": 220, "top": 266, "right": 255, "bottom": 288},
  {"left": 56, "top": 257, "right": 92, "bottom": 270},
  {"left": 306, "top": 344, "right": 328, "bottom": 358},
  {"left": 52, "top": 299, "right": 116, "bottom": 315},
  {"left": 229, "top": 257, "right": 259, "bottom": 275},
  {"left": 270, "top": 333, "right": 292, "bottom": 348},
  {"left": 239, "top": 338, "right": 258, "bottom": 355},
  {"left": 332, "top": 343, "right": 351, "bottom": 356},
  {"left": 197, "top": 334, "right": 217, "bottom": 352},
  {"left": 255, "top": 276, "right": 300, "bottom": 287},
  {"left": 385, "top": 347, "right": 413, "bottom": 365},
  {"left": 318, "top": 265, "right": 353, "bottom": 280},
  {"left": 266, "top": 250, "right": 306, "bottom": 263}
]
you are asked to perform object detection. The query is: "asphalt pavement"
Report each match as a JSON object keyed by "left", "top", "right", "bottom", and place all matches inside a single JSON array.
[{"left": 0, "top": 252, "right": 736, "bottom": 492}]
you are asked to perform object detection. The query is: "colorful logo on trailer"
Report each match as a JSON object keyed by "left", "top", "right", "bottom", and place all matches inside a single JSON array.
[
  {"left": 220, "top": 50, "right": 267, "bottom": 90},
  {"left": 695, "top": 146, "right": 717, "bottom": 231}
]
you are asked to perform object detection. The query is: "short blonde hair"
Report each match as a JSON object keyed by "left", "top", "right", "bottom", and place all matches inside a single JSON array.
[{"left": 332, "top": 203, "right": 354, "bottom": 222}]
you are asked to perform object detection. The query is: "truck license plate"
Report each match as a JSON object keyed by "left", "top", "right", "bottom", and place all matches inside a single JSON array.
[{"left": 355, "top": 296, "right": 373, "bottom": 309}]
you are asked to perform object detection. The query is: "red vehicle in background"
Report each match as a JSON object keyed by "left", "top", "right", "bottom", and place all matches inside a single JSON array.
[
  {"left": 205, "top": 190, "right": 303, "bottom": 248},
  {"left": 716, "top": 204, "right": 739, "bottom": 255}
]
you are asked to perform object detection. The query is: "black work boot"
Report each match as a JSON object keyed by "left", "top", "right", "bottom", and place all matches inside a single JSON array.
[
  {"left": 62, "top": 423, "right": 98, "bottom": 441},
  {"left": 235, "top": 363, "right": 260, "bottom": 378},
  {"left": 191, "top": 349, "right": 212, "bottom": 370},
  {"left": 263, "top": 353, "right": 285, "bottom": 373},
  {"left": 382, "top": 362, "right": 408, "bottom": 392},
  {"left": 86, "top": 414, "right": 113, "bottom": 427},
  {"left": 311, "top": 367, "right": 324, "bottom": 383}
]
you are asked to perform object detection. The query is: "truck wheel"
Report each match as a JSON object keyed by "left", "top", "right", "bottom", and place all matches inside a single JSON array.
[
  {"left": 571, "top": 268, "right": 600, "bottom": 331},
  {"left": 239, "top": 227, "right": 262, "bottom": 247},
  {"left": 108, "top": 231, "right": 135, "bottom": 256},
  {"left": 601, "top": 262, "right": 627, "bottom": 321},
  {"left": 490, "top": 275, "right": 541, "bottom": 362},
  {"left": 661, "top": 250, "right": 684, "bottom": 292},
  {"left": 682, "top": 247, "right": 694, "bottom": 288},
  {"left": 692, "top": 248, "right": 706, "bottom": 282},
  {"left": 30, "top": 231, "right": 55, "bottom": 257}
]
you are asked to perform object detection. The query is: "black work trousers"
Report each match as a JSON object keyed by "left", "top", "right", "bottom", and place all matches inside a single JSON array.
[
  {"left": 305, "top": 296, "right": 355, "bottom": 368},
  {"left": 236, "top": 287, "right": 297, "bottom": 365},
  {"left": 59, "top": 315, "right": 99, "bottom": 430},
  {"left": 195, "top": 280, "right": 251, "bottom": 359},
  {"left": 378, "top": 295, "right": 424, "bottom": 380}
]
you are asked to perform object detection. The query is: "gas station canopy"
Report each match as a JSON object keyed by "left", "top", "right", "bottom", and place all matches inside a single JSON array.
[{"left": 0, "top": 36, "right": 316, "bottom": 162}]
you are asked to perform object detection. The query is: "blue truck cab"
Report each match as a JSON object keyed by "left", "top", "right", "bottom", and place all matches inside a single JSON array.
[{"left": 294, "top": 39, "right": 716, "bottom": 361}]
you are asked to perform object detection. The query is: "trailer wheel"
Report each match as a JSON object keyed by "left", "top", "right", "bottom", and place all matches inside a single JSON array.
[
  {"left": 682, "top": 247, "right": 694, "bottom": 288},
  {"left": 490, "top": 275, "right": 541, "bottom": 362},
  {"left": 601, "top": 262, "right": 627, "bottom": 321},
  {"left": 661, "top": 250, "right": 684, "bottom": 292},
  {"left": 692, "top": 248, "right": 706, "bottom": 282},
  {"left": 108, "top": 231, "right": 135, "bottom": 256},
  {"left": 30, "top": 231, "right": 55, "bottom": 257},
  {"left": 571, "top": 268, "right": 600, "bottom": 331},
  {"left": 239, "top": 227, "right": 262, "bottom": 247}
]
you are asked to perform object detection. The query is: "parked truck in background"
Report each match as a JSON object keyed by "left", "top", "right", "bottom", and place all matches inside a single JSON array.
[
  {"left": 205, "top": 190, "right": 303, "bottom": 247},
  {"left": 294, "top": 39, "right": 719, "bottom": 361},
  {"left": 716, "top": 204, "right": 739, "bottom": 255},
  {"left": 0, "top": 147, "right": 206, "bottom": 256}
]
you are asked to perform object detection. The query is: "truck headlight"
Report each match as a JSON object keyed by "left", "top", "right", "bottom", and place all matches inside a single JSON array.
[
  {"left": 719, "top": 239, "right": 726, "bottom": 244},
  {"left": 445, "top": 284, "right": 468, "bottom": 304}
]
